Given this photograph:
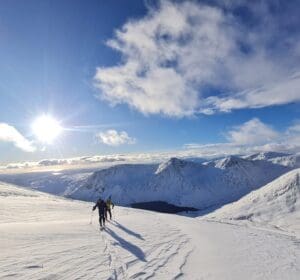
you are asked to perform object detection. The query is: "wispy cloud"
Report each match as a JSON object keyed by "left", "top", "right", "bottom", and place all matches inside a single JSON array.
[
  {"left": 287, "top": 121, "right": 300, "bottom": 134},
  {"left": 225, "top": 118, "right": 279, "bottom": 145},
  {"left": 285, "top": 120, "right": 300, "bottom": 149},
  {"left": 65, "top": 122, "right": 132, "bottom": 133},
  {"left": 204, "top": 73, "right": 300, "bottom": 114},
  {"left": 94, "top": 0, "right": 300, "bottom": 117},
  {"left": 97, "top": 129, "right": 136, "bottom": 146},
  {"left": 0, "top": 123, "right": 36, "bottom": 152},
  {"left": 185, "top": 118, "right": 300, "bottom": 155}
]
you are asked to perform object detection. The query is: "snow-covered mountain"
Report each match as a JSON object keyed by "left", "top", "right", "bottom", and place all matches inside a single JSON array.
[
  {"left": 269, "top": 153, "right": 300, "bottom": 168},
  {"left": 245, "top": 151, "right": 300, "bottom": 168},
  {"left": 244, "top": 151, "right": 291, "bottom": 161},
  {"left": 70, "top": 163, "right": 157, "bottom": 202},
  {"left": 1, "top": 153, "right": 297, "bottom": 210},
  {"left": 69, "top": 156, "right": 290, "bottom": 209},
  {"left": 0, "top": 168, "right": 95, "bottom": 196},
  {"left": 205, "top": 168, "right": 300, "bottom": 233}
]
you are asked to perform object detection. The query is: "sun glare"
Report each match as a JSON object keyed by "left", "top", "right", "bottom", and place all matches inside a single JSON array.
[{"left": 32, "top": 115, "right": 62, "bottom": 144}]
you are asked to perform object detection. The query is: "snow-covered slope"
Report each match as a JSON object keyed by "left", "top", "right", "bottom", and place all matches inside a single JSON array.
[
  {"left": 1, "top": 182, "right": 299, "bottom": 279},
  {"left": 0, "top": 168, "right": 94, "bottom": 196},
  {"left": 0, "top": 184, "right": 300, "bottom": 280},
  {"left": 70, "top": 156, "right": 289, "bottom": 209},
  {"left": 0, "top": 181, "right": 90, "bottom": 223},
  {"left": 70, "top": 163, "right": 157, "bottom": 202},
  {"left": 205, "top": 168, "right": 300, "bottom": 233}
]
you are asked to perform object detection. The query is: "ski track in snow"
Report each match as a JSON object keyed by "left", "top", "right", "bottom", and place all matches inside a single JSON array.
[
  {"left": 0, "top": 183, "right": 299, "bottom": 279},
  {"left": 0, "top": 217, "right": 192, "bottom": 280},
  {"left": 0, "top": 183, "right": 193, "bottom": 280},
  {"left": 94, "top": 213, "right": 193, "bottom": 280}
]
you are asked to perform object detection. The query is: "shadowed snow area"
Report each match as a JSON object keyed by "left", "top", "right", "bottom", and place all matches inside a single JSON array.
[{"left": 0, "top": 182, "right": 299, "bottom": 279}]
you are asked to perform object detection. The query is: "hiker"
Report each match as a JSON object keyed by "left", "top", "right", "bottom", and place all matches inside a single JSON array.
[
  {"left": 92, "top": 198, "right": 107, "bottom": 228},
  {"left": 105, "top": 196, "right": 114, "bottom": 220}
]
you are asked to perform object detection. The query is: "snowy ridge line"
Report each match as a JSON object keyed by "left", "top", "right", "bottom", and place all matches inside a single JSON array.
[
  {"left": 204, "top": 168, "right": 300, "bottom": 235},
  {"left": 1, "top": 152, "right": 298, "bottom": 211},
  {"left": 69, "top": 155, "right": 291, "bottom": 210}
]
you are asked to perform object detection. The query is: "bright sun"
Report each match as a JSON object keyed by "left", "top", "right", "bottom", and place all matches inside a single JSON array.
[{"left": 32, "top": 115, "right": 62, "bottom": 144}]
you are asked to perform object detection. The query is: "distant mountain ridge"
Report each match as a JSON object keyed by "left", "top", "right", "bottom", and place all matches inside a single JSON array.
[
  {"left": 245, "top": 152, "right": 300, "bottom": 168},
  {"left": 69, "top": 155, "right": 290, "bottom": 209},
  {"left": 0, "top": 152, "right": 297, "bottom": 211},
  {"left": 244, "top": 151, "right": 291, "bottom": 161}
]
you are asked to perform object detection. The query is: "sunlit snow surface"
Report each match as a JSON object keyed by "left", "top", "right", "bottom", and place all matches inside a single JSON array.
[
  {"left": 0, "top": 182, "right": 299, "bottom": 279},
  {"left": 205, "top": 168, "right": 300, "bottom": 235}
]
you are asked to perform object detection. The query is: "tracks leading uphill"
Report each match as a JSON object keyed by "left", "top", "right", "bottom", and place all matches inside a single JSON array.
[
  {"left": 1, "top": 183, "right": 299, "bottom": 280},
  {"left": 0, "top": 205, "right": 193, "bottom": 280}
]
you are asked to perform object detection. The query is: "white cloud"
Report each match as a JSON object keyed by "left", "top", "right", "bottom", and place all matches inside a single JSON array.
[
  {"left": 183, "top": 141, "right": 294, "bottom": 159},
  {"left": 4, "top": 161, "right": 38, "bottom": 170},
  {"left": 226, "top": 118, "right": 279, "bottom": 145},
  {"left": 0, "top": 123, "right": 36, "bottom": 152},
  {"left": 204, "top": 72, "right": 300, "bottom": 113},
  {"left": 287, "top": 121, "right": 300, "bottom": 134},
  {"left": 97, "top": 129, "right": 136, "bottom": 146},
  {"left": 94, "top": 0, "right": 300, "bottom": 117},
  {"left": 185, "top": 118, "right": 300, "bottom": 156},
  {"left": 285, "top": 120, "right": 300, "bottom": 149},
  {"left": 94, "top": 1, "right": 235, "bottom": 117}
]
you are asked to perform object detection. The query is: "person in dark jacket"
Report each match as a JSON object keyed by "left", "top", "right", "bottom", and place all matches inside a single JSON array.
[{"left": 92, "top": 198, "right": 107, "bottom": 228}]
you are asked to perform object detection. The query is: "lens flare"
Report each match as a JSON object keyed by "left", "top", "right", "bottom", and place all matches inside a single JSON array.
[{"left": 32, "top": 115, "right": 62, "bottom": 144}]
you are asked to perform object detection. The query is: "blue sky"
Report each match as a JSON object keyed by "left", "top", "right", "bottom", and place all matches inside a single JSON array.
[{"left": 0, "top": 0, "right": 300, "bottom": 168}]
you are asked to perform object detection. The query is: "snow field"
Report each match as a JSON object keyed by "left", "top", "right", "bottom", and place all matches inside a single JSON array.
[
  {"left": 0, "top": 184, "right": 193, "bottom": 279},
  {"left": 1, "top": 182, "right": 300, "bottom": 279}
]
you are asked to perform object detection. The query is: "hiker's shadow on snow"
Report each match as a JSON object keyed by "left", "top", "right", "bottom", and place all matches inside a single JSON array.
[
  {"left": 105, "top": 227, "right": 147, "bottom": 262},
  {"left": 111, "top": 221, "right": 145, "bottom": 241}
]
